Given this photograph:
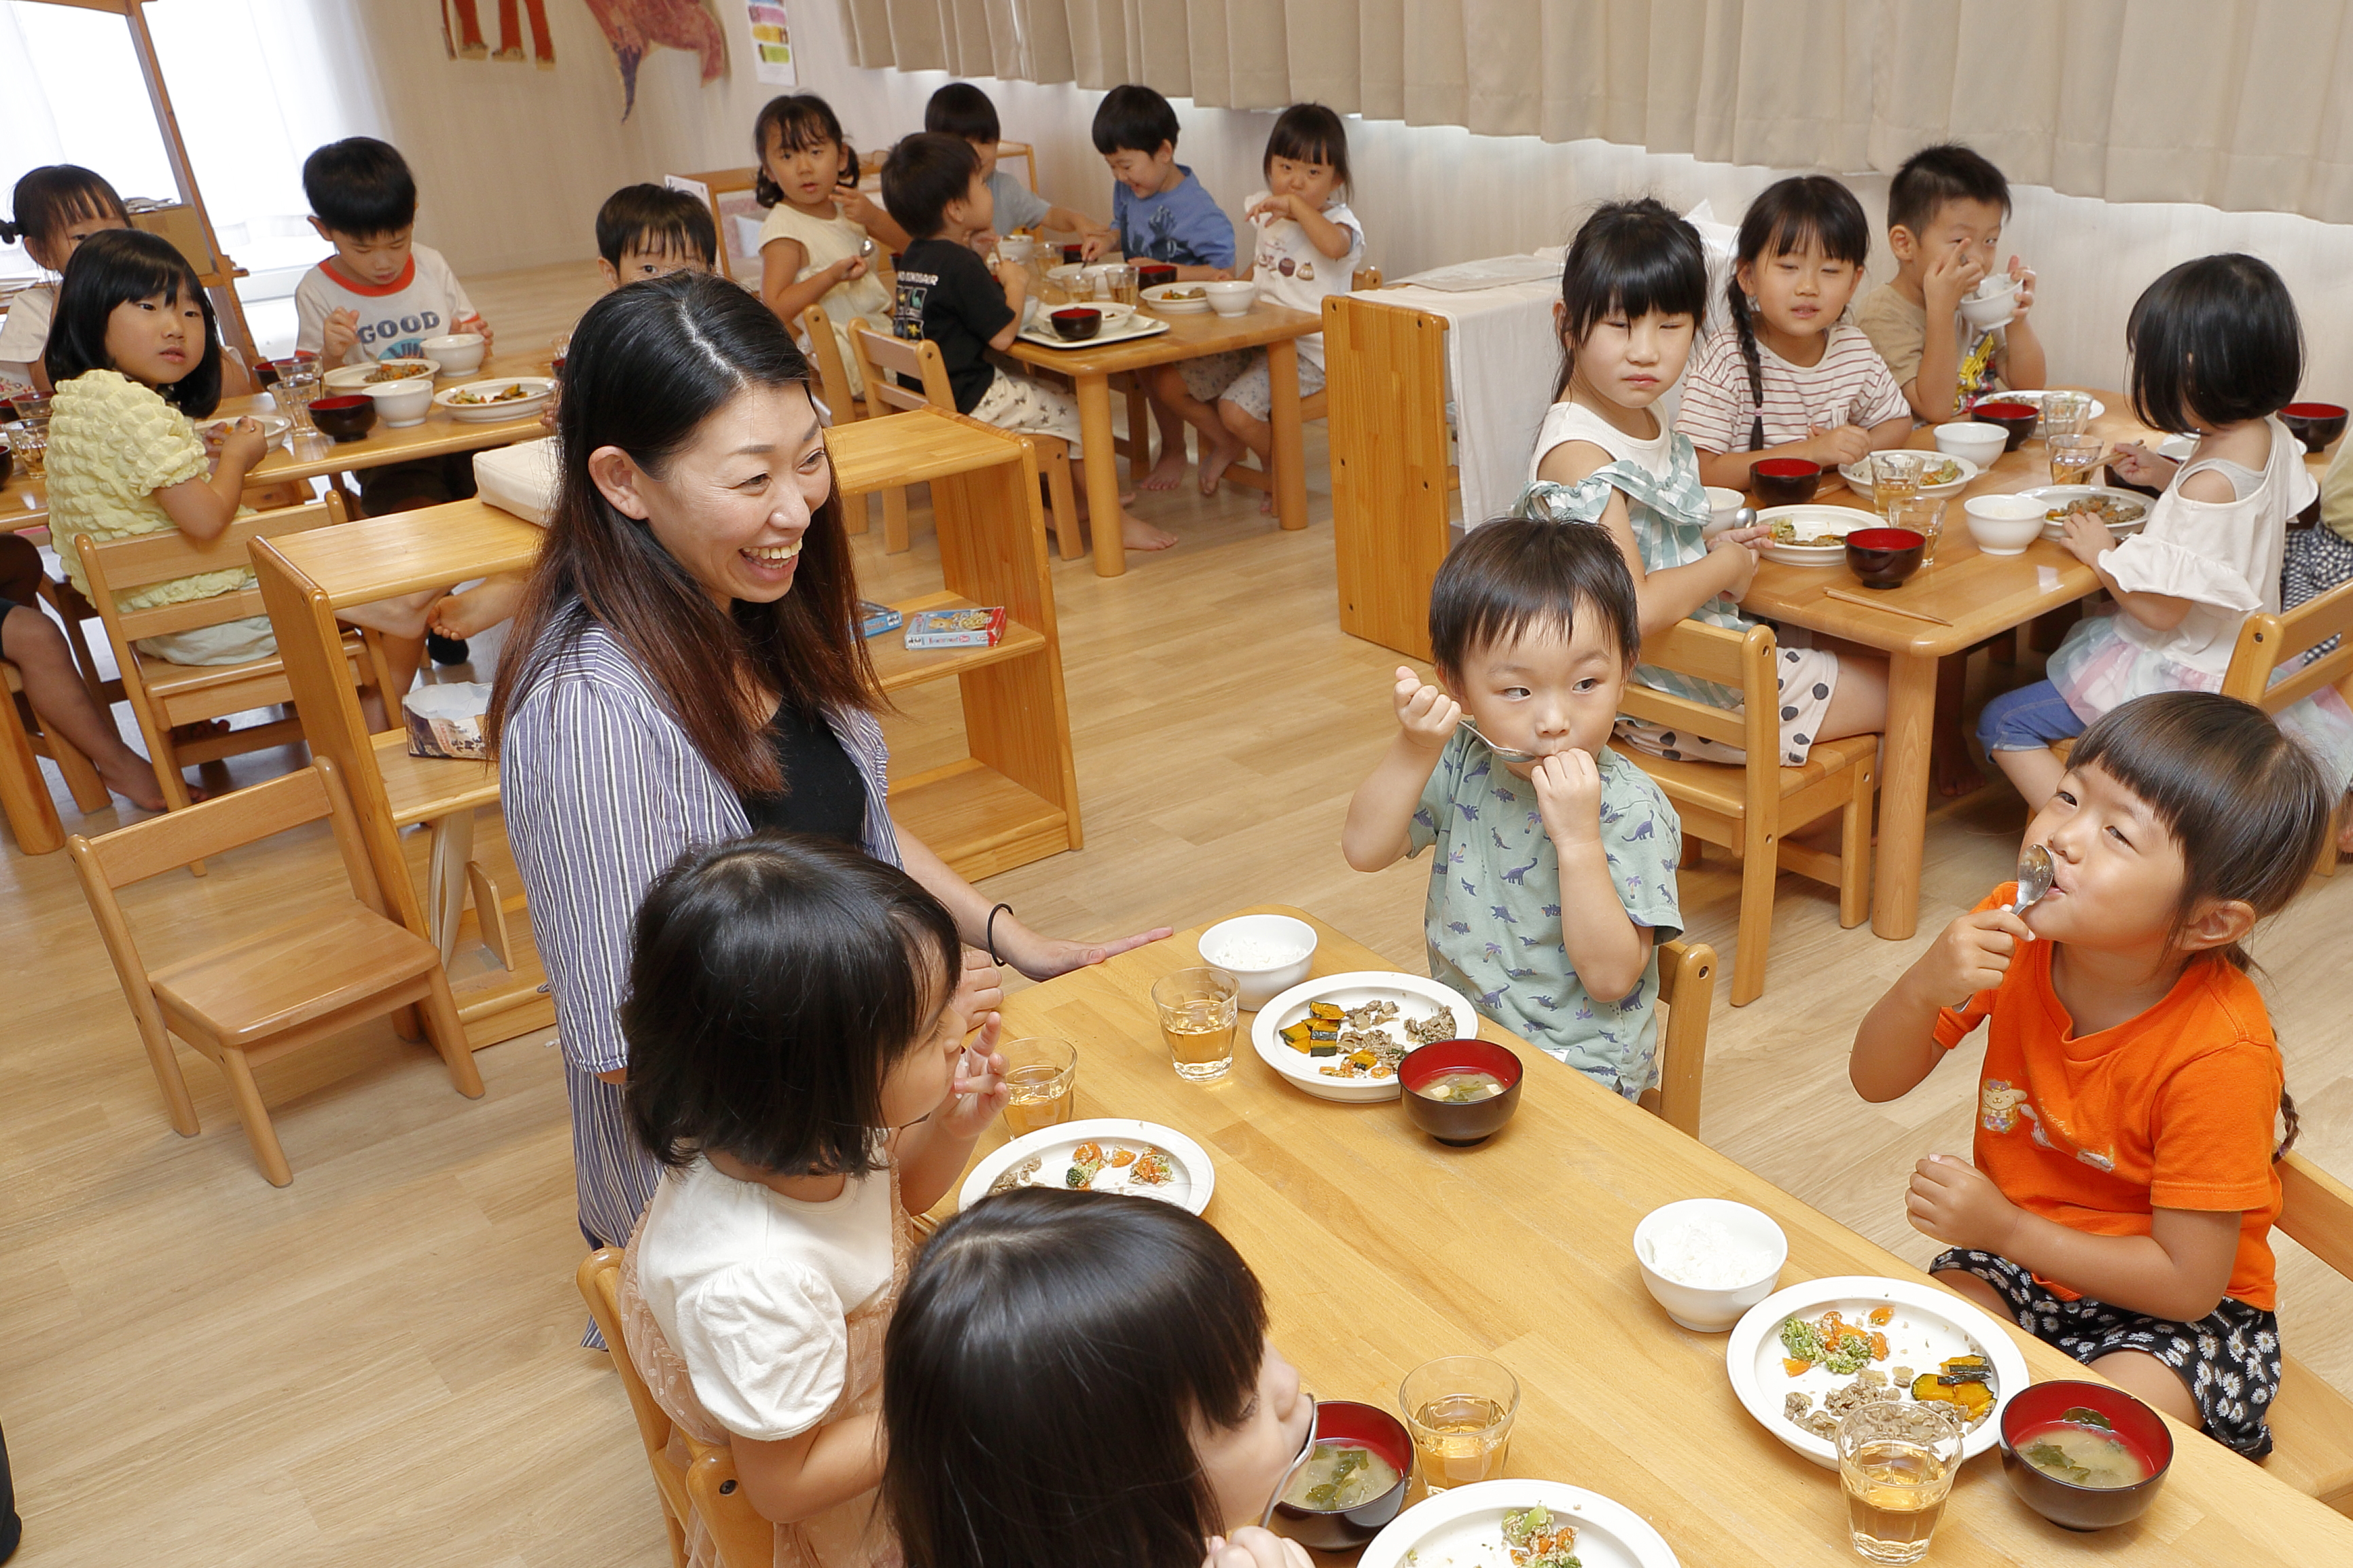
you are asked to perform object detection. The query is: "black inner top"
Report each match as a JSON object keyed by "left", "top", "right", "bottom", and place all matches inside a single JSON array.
[{"left": 740, "top": 697, "right": 865, "bottom": 845}]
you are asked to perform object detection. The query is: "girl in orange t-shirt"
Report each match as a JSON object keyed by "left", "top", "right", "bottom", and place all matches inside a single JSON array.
[{"left": 1850, "top": 691, "right": 2335, "bottom": 1457}]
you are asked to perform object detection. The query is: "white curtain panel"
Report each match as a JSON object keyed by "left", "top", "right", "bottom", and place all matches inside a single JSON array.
[{"left": 836, "top": 0, "right": 2353, "bottom": 223}]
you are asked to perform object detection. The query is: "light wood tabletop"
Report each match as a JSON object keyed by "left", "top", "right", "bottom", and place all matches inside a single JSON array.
[
  {"left": 1740, "top": 391, "right": 2151, "bottom": 941},
  {"left": 1006, "top": 298, "right": 1322, "bottom": 575},
  {"left": 955, "top": 905, "right": 2353, "bottom": 1566}
]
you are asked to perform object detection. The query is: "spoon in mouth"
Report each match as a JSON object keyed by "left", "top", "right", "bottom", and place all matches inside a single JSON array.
[
  {"left": 1456, "top": 716, "right": 1541, "bottom": 765},
  {"left": 2011, "top": 843, "right": 2055, "bottom": 939}
]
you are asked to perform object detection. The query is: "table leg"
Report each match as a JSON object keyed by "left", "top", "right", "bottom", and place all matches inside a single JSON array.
[
  {"left": 1873, "top": 651, "right": 1937, "bottom": 941},
  {"left": 429, "top": 808, "right": 476, "bottom": 965},
  {"left": 1077, "top": 373, "right": 1124, "bottom": 577},
  {"left": 1266, "top": 338, "right": 1308, "bottom": 532}
]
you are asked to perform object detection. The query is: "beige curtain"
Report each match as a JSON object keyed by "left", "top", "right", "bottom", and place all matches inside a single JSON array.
[{"left": 835, "top": 0, "right": 2353, "bottom": 223}]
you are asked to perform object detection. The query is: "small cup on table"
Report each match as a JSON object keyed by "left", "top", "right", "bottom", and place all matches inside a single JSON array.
[
  {"left": 1888, "top": 496, "right": 1947, "bottom": 568},
  {"left": 998, "top": 1036, "right": 1078, "bottom": 1135},
  {"left": 1151, "top": 967, "right": 1238, "bottom": 1082},
  {"left": 2039, "top": 391, "right": 2094, "bottom": 442},
  {"left": 1870, "top": 450, "right": 1924, "bottom": 518},
  {"left": 1838, "top": 1399, "right": 1964, "bottom": 1565},
  {"left": 1398, "top": 1355, "right": 1520, "bottom": 1493},
  {"left": 2049, "top": 434, "right": 2104, "bottom": 488}
]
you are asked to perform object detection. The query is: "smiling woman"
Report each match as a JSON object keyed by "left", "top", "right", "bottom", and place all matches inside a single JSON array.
[{"left": 488, "top": 274, "right": 1166, "bottom": 1305}]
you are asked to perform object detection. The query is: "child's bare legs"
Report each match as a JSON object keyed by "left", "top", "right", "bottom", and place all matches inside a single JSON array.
[
  {"left": 1988, "top": 742, "right": 2067, "bottom": 812},
  {"left": 3, "top": 603, "right": 167, "bottom": 810},
  {"left": 334, "top": 590, "right": 437, "bottom": 723},
  {"left": 1143, "top": 366, "right": 1244, "bottom": 494},
  {"left": 1219, "top": 399, "right": 1276, "bottom": 515},
  {"left": 1138, "top": 377, "right": 1195, "bottom": 491},
  {"left": 429, "top": 572, "right": 527, "bottom": 641},
  {"left": 1071, "top": 457, "right": 1176, "bottom": 552},
  {"left": 1814, "top": 641, "right": 1889, "bottom": 744}
]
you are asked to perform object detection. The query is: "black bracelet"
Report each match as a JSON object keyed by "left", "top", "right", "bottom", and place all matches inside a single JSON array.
[{"left": 986, "top": 902, "right": 1015, "bottom": 966}]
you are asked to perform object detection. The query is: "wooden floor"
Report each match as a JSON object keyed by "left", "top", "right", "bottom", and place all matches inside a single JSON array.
[{"left": 5, "top": 263, "right": 2350, "bottom": 1565}]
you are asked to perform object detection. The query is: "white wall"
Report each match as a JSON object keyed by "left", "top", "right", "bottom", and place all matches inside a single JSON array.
[{"left": 365, "top": 0, "right": 2353, "bottom": 403}]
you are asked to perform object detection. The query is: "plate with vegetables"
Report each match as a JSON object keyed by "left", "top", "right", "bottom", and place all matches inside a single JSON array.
[
  {"left": 433, "top": 377, "right": 555, "bottom": 423},
  {"left": 1357, "top": 1478, "right": 1680, "bottom": 1568},
  {"left": 1725, "top": 1276, "right": 2030, "bottom": 1469},
  {"left": 1251, "top": 971, "right": 1477, "bottom": 1104},
  {"left": 1835, "top": 453, "right": 1979, "bottom": 498},
  {"left": 1755, "top": 505, "right": 1869, "bottom": 567},
  {"left": 956, "top": 1118, "right": 1213, "bottom": 1215}
]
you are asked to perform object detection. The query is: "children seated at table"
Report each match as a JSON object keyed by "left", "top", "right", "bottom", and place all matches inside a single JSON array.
[
  {"left": 879, "top": 133, "right": 1166, "bottom": 553},
  {"left": 1342, "top": 516, "right": 1684, "bottom": 1099},
  {"left": 1984, "top": 255, "right": 2353, "bottom": 807},
  {"left": 0, "top": 164, "right": 131, "bottom": 401},
  {"left": 884, "top": 1189, "right": 1316, "bottom": 1568},
  {"left": 1850, "top": 691, "right": 2335, "bottom": 1457},
  {"left": 296, "top": 136, "right": 490, "bottom": 522},
  {"left": 43, "top": 231, "right": 433, "bottom": 715},
  {"left": 922, "top": 82, "right": 1110, "bottom": 255},
  {"left": 1855, "top": 143, "right": 2046, "bottom": 423},
  {"left": 428, "top": 185, "right": 719, "bottom": 645},
  {"left": 1676, "top": 175, "right": 1911, "bottom": 490},
  {"left": 1151, "top": 103, "right": 1365, "bottom": 509},
  {"left": 614, "top": 831, "right": 1005, "bottom": 1567},
  {"left": 753, "top": 92, "right": 905, "bottom": 401},
  {"left": 1524, "top": 198, "right": 1886, "bottom": 767}
]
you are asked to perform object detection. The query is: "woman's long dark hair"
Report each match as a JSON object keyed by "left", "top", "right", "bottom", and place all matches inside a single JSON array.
[
  {"left": 486, "top": 272, "right": 877, "bottom": 797},
  {"left": 1727, "top": 176, "right": 1871, "bottom": 450},
  {"left": 44, "top": 227, "right": 222, "bottom": 416},
  {"left": 883, "top": 1191, "right": 1270, "bottom": 1568}
]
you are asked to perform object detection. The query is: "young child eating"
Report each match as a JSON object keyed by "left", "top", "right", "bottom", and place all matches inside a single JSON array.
[
  {"left": 1342, "top": 516, "right": 1684, "bottom": 1098},
  {"left": 0, "top": 164, "right": 131, "bottom": 400},
  {"left": 752, "top": 93, "right": 905, "bottom": 401},
  {"left": 1850, "top": 691, "right": 2334, "bottom": 1457},
  {"left": 922, "top": 82, "right": 1111, "bottom": 254}
]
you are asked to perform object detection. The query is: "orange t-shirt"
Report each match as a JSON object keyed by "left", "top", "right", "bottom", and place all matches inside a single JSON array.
[{"left": 1932, "top": 884, "right": 2284, "bottom": 1311}]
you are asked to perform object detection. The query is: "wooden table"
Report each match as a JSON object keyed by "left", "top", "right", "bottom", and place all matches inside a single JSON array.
[
  {"left": 956, "top": 906, "right": 2353, "bottom": 1565},
  {"left": 1742, "top": 392, "right": 2153, "bottom": 941},
  {"left": 1005, "top": 299, "right": 1321, "bottom": 577}
]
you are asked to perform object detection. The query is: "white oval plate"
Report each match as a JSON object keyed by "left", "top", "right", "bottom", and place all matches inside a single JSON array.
[
  {"left": 1725, "top": 1275, "right": 2030, "bottom": 1470},
  {"left": 1142, "top": 282, "right": 1213, "bottom": 314},
  {"left": 1359, "top": 1479, "right": 1680, "bottom": 1568},
  {"left": 956, "top": 1118, "right": 1213, "bottom": 1215},
  {"left": 1756, "top": 503, "right": 1869, "bottom": 567},
  {"left": 196, "top": 412, "right": 292, "bottom": 451},
  {"left": 324, "top": 358, "right": 440, "bottom": 392},
  {"left": 1835, "top": 452, "right": 1978, "bottom": 499},
  {"left": 433, "top": 377, "right": 554, "bottom": 423},
  {"left": 1998, "top": 390, "right": 2106, "bottom": 432},
  {"left": 2022, "top": 484, "right": 2151, "bottom": 542},
  {"left": 1251, "top": 970, "right": 1477, "bottom": 1104}
]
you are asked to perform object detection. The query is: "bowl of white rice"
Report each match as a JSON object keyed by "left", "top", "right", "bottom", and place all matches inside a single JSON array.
[
  {"left": 1197, "top": 914, "right": 1318, "bottom": 1010},
  {"left": 1633, "top": 1198, "right": 1788, "bottom": 1332}
]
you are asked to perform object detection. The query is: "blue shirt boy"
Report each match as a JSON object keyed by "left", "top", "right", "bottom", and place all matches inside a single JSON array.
[{"left": 1111, "top": 166, "right": 1234, "bottom": 270}]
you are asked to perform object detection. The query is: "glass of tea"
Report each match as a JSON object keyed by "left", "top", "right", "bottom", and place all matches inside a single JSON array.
[
  {"left": 1837, "top": 1400, "right": 1963, "bottom": 1564},
  {"left": 2039, "top": 391, "right": 2094, "bottom": 441},
  {"left": 2048, "top": 434, "right": 2103, "bottom": 489},
  {"left": 1150, "top": 967, "right": 1238, "bottom": 1082},
  {"left": 1398, "top": 1355, "right": 1519, "bottom": 1492},
  {"left": 1870, "top": 450, "right": 1924, "bottom": 518},
  {"left": 999, "top": 1036, "right": 1077, "bottom": 1135},
  {"left": 1889, "top": 496, "right": 1946, "bottom": 568}
]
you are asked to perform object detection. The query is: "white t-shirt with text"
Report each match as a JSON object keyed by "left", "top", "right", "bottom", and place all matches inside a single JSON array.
[{"left": 293, "top": 243, "right": 478, "bottom": 367}]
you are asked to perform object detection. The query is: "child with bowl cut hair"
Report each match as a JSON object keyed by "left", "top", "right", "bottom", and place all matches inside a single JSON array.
[
  {"left": 594, "top": 182, "right": 719, "bottom": 287},
  {"left": 1342, "top": 516, "right": 1684, "bottom": 1098},
  {"left": 922, "top": 81, "right": 1111, "bottom": 253}
]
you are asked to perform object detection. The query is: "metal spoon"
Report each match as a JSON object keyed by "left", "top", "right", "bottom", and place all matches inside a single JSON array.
[
  {"left": 2011, "top": 843, "right": 2055, "bottom": 939},
  {"left": 1732, "top": 505, "right": 1759, "bottom": 531},
  {"left": 1458, "top": 716, "right": 1541, "bottom": 765}
]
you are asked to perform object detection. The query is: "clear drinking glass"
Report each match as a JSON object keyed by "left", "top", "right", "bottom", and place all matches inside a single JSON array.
[
  {"left": 998, "top": 1036, "right": 1078, "bottom": 1135},
  {"left": 1838, "top": 1400, "right": 1963, "bottom": 1564},
  {"left": 1871, "top": 450, "right": 1924, "bottom": 518},
  {"left": 1890, "top": 496, "right": 1947, "bottom": 567},
  {"left": 2049, "top": 434, "right": 2103, "bottom": 488},
  {"left": 1151, "top": 967, "right": 1238, "bottom": 1082},
  {"left": 2039, "top": 391, "right": 2094, "bottom": 442},
  {"left": 1102, "top": 264, "right": 1140, "bottom": 306},
  {"left": 1399, "top": 1355, "right": 1520, "bottom": 1492},
  {"left": 274, "top": 356, "right": 322, "bottom": 433},
  {"left": 5, "top": 418, "right": 48, "bottom": 480}
]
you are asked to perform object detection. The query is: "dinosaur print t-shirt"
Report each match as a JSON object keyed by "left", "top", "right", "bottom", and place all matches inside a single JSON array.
[
  {"left": 1934, "top": 884, "right": 2285, "bottom": 1310},
  {"left": 1408, "top": 733, "right": 1683, "bottom": 1097}
]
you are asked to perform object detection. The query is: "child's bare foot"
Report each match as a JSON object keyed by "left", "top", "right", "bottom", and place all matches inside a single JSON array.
[
  {"left": 1139, "top": 445, "right": 1190, "bottom": 492},
  {"left": 1935, "top": 755, "right": 1985, "bottom": 798},
  {"left": 1121, "top": 513, "right": 1179, "bottom": 551},
  {"left": 427, "top": 581, "right": 521, "bottom": 641},
  {"left": 99, "top": 755, "right": 169, "bottom": 812},
  {"left": 168, "top": 718, "right": 230, "bottom": 744},
  {"left": 1197, "top": 433, "right": 1246, "bottom": 496}
]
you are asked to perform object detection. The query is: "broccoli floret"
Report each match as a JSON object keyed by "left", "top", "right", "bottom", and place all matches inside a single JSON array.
[
  {"left": 1778, "top": 1316, "right": 1825, "bottom": 1363},
  {"left": 1823, "top": 1336, "right": 1873, "bottom": 1376}
]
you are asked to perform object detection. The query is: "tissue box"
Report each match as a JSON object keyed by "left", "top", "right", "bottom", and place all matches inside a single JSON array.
[
  {"left": 472, "top": 435, "right": 559, "bottom": 526},
  {"left": 904, "top": 606, "right": 1005, "bottom": 649},
  {"left": 403, "top": 682, "right": 493, "bottom": 760}
]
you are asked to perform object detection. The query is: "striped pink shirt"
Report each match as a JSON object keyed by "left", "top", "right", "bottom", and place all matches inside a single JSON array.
[{"left": 1675, "top": 322, "right": 1910, "bottom": 454}]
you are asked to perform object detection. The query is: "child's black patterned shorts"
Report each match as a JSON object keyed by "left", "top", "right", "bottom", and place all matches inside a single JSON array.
[{"left": 1930, "top": 1247, "right": 2281, "bottom": 1458}]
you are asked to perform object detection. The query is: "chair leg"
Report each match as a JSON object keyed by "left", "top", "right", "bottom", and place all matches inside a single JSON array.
[
  {"left": 0, "top": 692, "right": 67, "bottom": 854},
  {"left": 1678, "top": 837, "right": 1701, "bottom": 871},
  {"left": 841, "top": 485, "right": 870, "bottom": 536},
  {"left": 1839, "top": 762, "right": 1876, "bottom": 930},
  {"left": 1124, "top": 376, "right": 1153, "bottom": 488},
  {"left": 217, "top": 1046, "right": 293, "bottom": 1186},
  {"left": 882, "top": 486, "right": 910, "bottom": 554},
  {"left": 1045, "top": 452, "right": 1082, "bottom": 562},
  {"left": 1731, "top": 818, "right": 1776, "bottom": 1007},
  {"left": 137, "top": 1013, "right": 202, "bottom": 1137},
  {"left": 416, "top": 968, "right": 486, "bottom": 1098}
]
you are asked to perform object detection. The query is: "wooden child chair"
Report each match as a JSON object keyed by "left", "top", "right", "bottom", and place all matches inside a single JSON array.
[
  {"left": 1616, "top": 620, "right": 1878, "bottom": 1006},
  {"left": 1638, "top": 938, "right": 1718, "bottom": 1138},
  {"left": 1, "top": 651, "right": 111, "bottom": 854},
  {"left": 2263, "top": 1152, "right": 2353, "bottom": 1514},
  {"left": 578, "top": 1247, "right": 774, "bottom": 1568},
  {"left": 846, "top": 319, "right": 1083, "bottom": 561},
  {"left": 1219, "top": 266, "right": 1382, "bottom": 500},
  {"left": 75, "top": 493, "right": 394, "bottom": 831},
  {"left": 2222, "top": 577, "right": 2353, "bottom": 876},
  {"left": 66, "top": 757, "right": 483, "bottom": 1186}
]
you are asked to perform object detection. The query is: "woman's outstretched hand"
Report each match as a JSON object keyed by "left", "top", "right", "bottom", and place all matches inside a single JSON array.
[{"left": 1005, "top": 924, "right": 1174, "bottom": 983}]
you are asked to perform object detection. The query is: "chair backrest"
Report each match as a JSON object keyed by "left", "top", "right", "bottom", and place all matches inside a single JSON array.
[
  {"left": 76, "top": 492, "right": 348, "bottom": 646},
  {"left": 71, "top": 756, "right": 376, "bottom": 898},
  {"left": 799, "top": 305, "right": 861, "bottom": 423},
  {"left": 2279, "top": 1152, "right": 2353, "bottom": 1281},
  {"left": 1323, "top": 291, "right": 1454, "bottom": 663},
  {"left": 2221, "top": 578, "right": 2353, "bottom": 711},
  {"left": 1651, "top": 938, "right": 1717, "bottom": 1138},
  {"left": 577, "top": 1249, "right": 686, "bottom": 1505},
  {"left": 847, "top": 319, "right": 955, "bottom": 417},
  {"left": 1615, "top": 618, "right": 1781, "bottom": 790},
  {"left": 1352, "top": 264, "right": 1382, "bottom": 290}
]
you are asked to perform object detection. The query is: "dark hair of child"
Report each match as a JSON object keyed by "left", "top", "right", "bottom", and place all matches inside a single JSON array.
[
  {"left": 486, "top": 272, "right": 878, "bottom": 799},
  {"left": 1263, "top": 102, "right": 1350, "bottom": 190},
  {"left": 621, "top": 831, "right": 960, "bottom": 1177},
  {"left": 301, "top": 136, "right": 418, "bottom": 238},
  {"left": 1429, "top": 515, "right": 1641, "bottom": 687},
  {"left": 2068, "top": 690, "right": 2333, "bottom": 1155},
  {"left": 594, "top": 184, "right": 719, "bottom": 270},
  {"left": 1885, "top": 142, "right": 2011, "bottom": 239},
  {"left": 2124, "top": 253, "right": 2304, "bottom": 436},
  {"left": 1727, "top": 175, "right": 1872, "bottom": 450},
  {"left": 1090, "top": 84, "right": 1181, "bottom": 157},
  {"left": 1551, "top": 196, "right": 1708, "bottom": 399},
  {"left": 43, "top": 227, "right": 222, "bottom": 416},
  {"left": 0, "top": 164, "right": 128, "bottom": 251},
  {"left": 752, "top": 93, "right": 858, "bottom": 209},
  {"left": 880, "top": 134, "right": 982, "bottom": 240},
  {"left": 924, "top": 81, "right": 1001, "bottom": 145},
  {"left": 883, "top": 1188, "right": 1270, "bottom": 1568}
]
